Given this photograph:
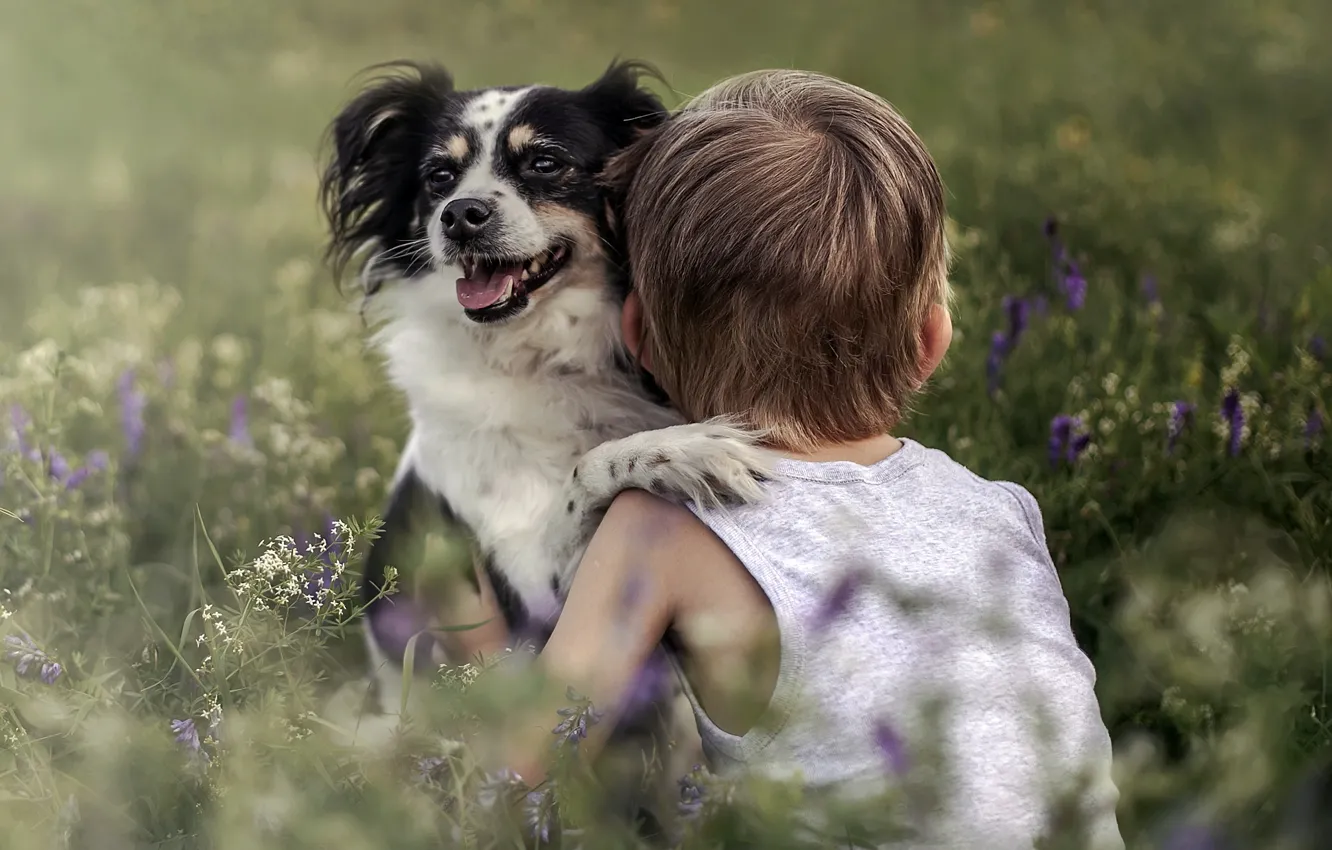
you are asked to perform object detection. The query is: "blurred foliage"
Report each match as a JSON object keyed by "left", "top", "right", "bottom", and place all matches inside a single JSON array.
[{"left": 2, "top": 0, "right": 1332, "bottom": 847}]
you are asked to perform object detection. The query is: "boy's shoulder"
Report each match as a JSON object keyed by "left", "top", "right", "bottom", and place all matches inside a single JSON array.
[{"left": 904, "top": 440, "right": 1049, "bottom": 546}]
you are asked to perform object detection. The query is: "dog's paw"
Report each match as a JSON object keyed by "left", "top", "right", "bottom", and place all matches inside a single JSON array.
[{"left": 572, "top": 419, "right": 777, "bottom": 514}]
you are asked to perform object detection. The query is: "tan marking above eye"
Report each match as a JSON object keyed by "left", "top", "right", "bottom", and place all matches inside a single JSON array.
[
  {"left": 507, "top": 124, "right": 537, "bottom": 152},
  {"left": 445, "top": 134, "right": 469, "bottom": 160}
]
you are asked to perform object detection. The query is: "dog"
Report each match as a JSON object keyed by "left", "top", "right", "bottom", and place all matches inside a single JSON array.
[{"left": 318, "top": 59, "right": 775, "bottom": 829}]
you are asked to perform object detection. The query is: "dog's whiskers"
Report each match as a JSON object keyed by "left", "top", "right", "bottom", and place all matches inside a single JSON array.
[{"left": 378, "top": 238, "right": 432, "bottom": 263}]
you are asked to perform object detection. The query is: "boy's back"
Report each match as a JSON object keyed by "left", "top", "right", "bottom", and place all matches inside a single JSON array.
[
  {"left": 491, "top": 68, "right": 1124, "bottom": 850},
  {"left": 677, "top": 439, "right": 1122, "bottom": 848}
]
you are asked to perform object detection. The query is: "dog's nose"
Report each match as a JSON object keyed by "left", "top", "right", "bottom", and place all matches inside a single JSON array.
[{"left": 441, "top": 198, "right": 493, "bottom": 241}]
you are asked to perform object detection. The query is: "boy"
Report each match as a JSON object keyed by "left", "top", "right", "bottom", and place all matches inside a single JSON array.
[{"left": 490, "top": 70, "right": 1124, "bottom": 848}]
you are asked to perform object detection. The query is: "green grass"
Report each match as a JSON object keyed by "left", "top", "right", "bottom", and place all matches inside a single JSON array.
[{"left": 2, "top": 0, "right": 1331, "bottom": 847}]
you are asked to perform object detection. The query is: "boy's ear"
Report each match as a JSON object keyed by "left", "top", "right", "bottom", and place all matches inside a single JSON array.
[
  {"left": 918, "top": 303, "right": 953, "bottom": 384},
  {"left": 620, "top": 291, "right": 654, "bottom": 375}
]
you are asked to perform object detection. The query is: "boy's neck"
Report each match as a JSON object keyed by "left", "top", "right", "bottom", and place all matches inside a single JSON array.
[{"left": 778, "top": 433, "right": 903, "bottom": 466}]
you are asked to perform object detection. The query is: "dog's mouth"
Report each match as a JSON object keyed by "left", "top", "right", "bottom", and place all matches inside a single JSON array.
[{"left": 455, "top": 244, "right": 570, "bottom": 321}]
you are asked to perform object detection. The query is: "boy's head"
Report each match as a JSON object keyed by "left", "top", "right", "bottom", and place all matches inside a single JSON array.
[{"left": 608, "top": 69, "right": 952, "bottom": 452}]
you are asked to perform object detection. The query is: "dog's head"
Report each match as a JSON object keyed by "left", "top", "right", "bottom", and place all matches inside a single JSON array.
[{"left": 320, "top": 60, "right": 666, "bottom": 325}]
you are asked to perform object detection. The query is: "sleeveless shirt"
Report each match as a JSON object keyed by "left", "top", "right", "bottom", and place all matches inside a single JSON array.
[{"left": 674, "top": 438, "right": 1124, "bottom": 849}]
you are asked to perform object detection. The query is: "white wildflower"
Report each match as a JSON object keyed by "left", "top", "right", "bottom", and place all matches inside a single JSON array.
[
  {"left": 1220, "top": 336, "right": 1252, "bottom": 387},
  {"left": 210, "top": 334, "right": 246, "bottom": 367}
]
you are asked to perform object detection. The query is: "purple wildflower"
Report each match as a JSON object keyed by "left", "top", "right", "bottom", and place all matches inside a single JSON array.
[
  {"left": 1062, "top": 260, "right": 1087, "bottom": 311},
  {"left": 811, "top": 567, "right": 867, "bottom": 634},
  {"left": 48, "top": 451, "right": 71, "bottom": 482},
  {"left": 1141, "top": 273, "right": 1161, "bottom": 307},
  {"left": 1050, "top": 414, "right": 1093, "bottom": 466},
  {"left": 1069, "top": 432, "right": 1091, "bottom": 462},
  {"left": 871, "top": 717, "right": 910, "bottom": 775},
  {"left": 4, "top": 636, "right": 40, "bottom": 676},
  {"left": 416, "top": 756, "right": 448, "bottom": 785},
  {"left": 986, "top": 297, "right": 1031, "bottom": 396},
  {"left": 1311, "top": 335, "right": 1326, "bottom": 363},
  {"left": 63, "top": 450, "right": 110, "bottom": 490},
  {"left": 553, "top": 688, "right": 604, "bottom": 748},
  {"left": 4, "top": 633, "right": 61, "bottom": 684},
  {"left": 1221, "top": 390, "right": 1244, "bottom": 457},
  {"left": 1167, "top": 401, "right": 1195, "bottom": 453},
  {"left": 1042, "top": 216, "right": 1059, "bottom": 241},
  {"left": 1003, "top": 296, "right": 1029, "bottom": 344},
  {"left": 523, "top": 787, "right": 556, "bottom": 845},
  {"left": 170, "top": 719, "right": 201, "bottom": 756},
  {"left": 117, "top": 369, "right": 146, "bottom": 457},
  {"left": 1306, "top": 408, "right": 1323, "bottom": 449},
  {"left": 678, "top": 765, "right": 707, "bottom": 820},
  {"left": 229, "top": 394, "right": 252, "bottom": 448},
  {"left": 1049, "top": 415, "right": 1078, "bottom": 468},
  {"left": 1043, "top": 217, "right": 1088, "bottom": 311}
]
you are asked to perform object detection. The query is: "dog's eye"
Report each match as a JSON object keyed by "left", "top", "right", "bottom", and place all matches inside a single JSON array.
[
  {"left": 427, "top": 167, "right": 457, "bottom": 189},
  {"left": 529, "top": 155, "right": 563, "bottom": 175}
]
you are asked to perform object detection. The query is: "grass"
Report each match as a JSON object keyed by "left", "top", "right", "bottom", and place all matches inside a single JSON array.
[{"left": 2, "top": 0, "right": 1331, "bottom": 846}]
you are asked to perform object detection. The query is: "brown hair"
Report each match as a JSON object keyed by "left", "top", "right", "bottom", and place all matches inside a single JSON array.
[{"left": 605, "top": 70, "right": 950, "bottom": 452}]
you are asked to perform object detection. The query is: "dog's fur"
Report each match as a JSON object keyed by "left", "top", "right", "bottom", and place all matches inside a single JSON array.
[{"left": 319, "top": 60, "right": 774, "bottom": 827}]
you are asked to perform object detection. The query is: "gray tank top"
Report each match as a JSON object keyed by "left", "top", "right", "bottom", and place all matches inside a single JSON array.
[{"left": 675, "top": 438, "right": 1123, "bottom": 849}]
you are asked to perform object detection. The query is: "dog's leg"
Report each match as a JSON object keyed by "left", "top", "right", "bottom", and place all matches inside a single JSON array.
[{"left": 361, "top": 446, "right": 480, "bottom": 714}]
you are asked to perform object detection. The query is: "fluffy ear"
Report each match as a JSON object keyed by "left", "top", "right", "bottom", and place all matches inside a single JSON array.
[
  {"left": 581, "top": 59, "right": 670, "bottom": 148},
  {"left": 598, "top": 123, "right": 668, "bottom": 256},
  {"left": 319, "top": 62, "right": 452, "bottom": 288}
]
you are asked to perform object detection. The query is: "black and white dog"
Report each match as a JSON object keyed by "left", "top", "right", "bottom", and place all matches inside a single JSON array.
[{"left": 319, "top": 59, "right": 773, "bottom": 812}]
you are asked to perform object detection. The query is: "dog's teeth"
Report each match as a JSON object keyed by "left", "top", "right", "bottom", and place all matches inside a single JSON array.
[
  {"left": 521, "top": 269, "right": 531, "bottom": 281},
  {"left": 528, "top": 259, "right": 541, "bottom": 274},
  {"left": 503, "top": 275, "right": 516, "bottom": 296}
]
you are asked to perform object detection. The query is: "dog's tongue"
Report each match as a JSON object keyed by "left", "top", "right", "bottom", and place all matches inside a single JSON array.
[{"left": 456, "top": 263, "right": 524, "bottom": 310}]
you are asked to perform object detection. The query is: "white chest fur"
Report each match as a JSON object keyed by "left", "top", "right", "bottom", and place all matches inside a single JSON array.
[{"left": 371, "top": 276, "right": 680, "bottom": 619}]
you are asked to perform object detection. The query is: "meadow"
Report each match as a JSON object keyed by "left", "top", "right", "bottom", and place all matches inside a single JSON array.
[{"left": 2, "top": 0, "right": 1331, "bottom": 846}]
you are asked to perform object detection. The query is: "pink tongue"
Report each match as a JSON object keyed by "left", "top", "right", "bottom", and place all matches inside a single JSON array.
[{"left": 456, "top": 264, "right": 524, "bottom": 310}]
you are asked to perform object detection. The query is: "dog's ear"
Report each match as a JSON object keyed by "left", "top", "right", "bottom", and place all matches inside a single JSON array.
[
  {"left": 581, "top": 59, "right": 669, "bottom": 148},
  {"left": 588, "top": 60, "right": 671, "bottom": 261},
  {"left": 319, "top": 62, "right": 452, "bottom": 289},
  {"left": 599, "top": 123, "right": 667, "bottom": 250}
]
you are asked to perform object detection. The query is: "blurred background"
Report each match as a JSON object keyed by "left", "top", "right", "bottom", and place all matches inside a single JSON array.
[
  {"left": 3, "top": 1, "right": 1332, "bottom": 847},
  {"left": 3, "top": 0, "right": 1330, "bottom": 333}
]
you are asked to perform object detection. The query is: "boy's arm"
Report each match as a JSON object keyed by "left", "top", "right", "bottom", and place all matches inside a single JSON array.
[{"left": 497, "top": 488, "right": 695, "bottom": 785}]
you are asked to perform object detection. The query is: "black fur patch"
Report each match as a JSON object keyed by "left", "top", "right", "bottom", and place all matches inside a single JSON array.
[{"left": 362, "top": 468, "right": 459, "bottom": 670}]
